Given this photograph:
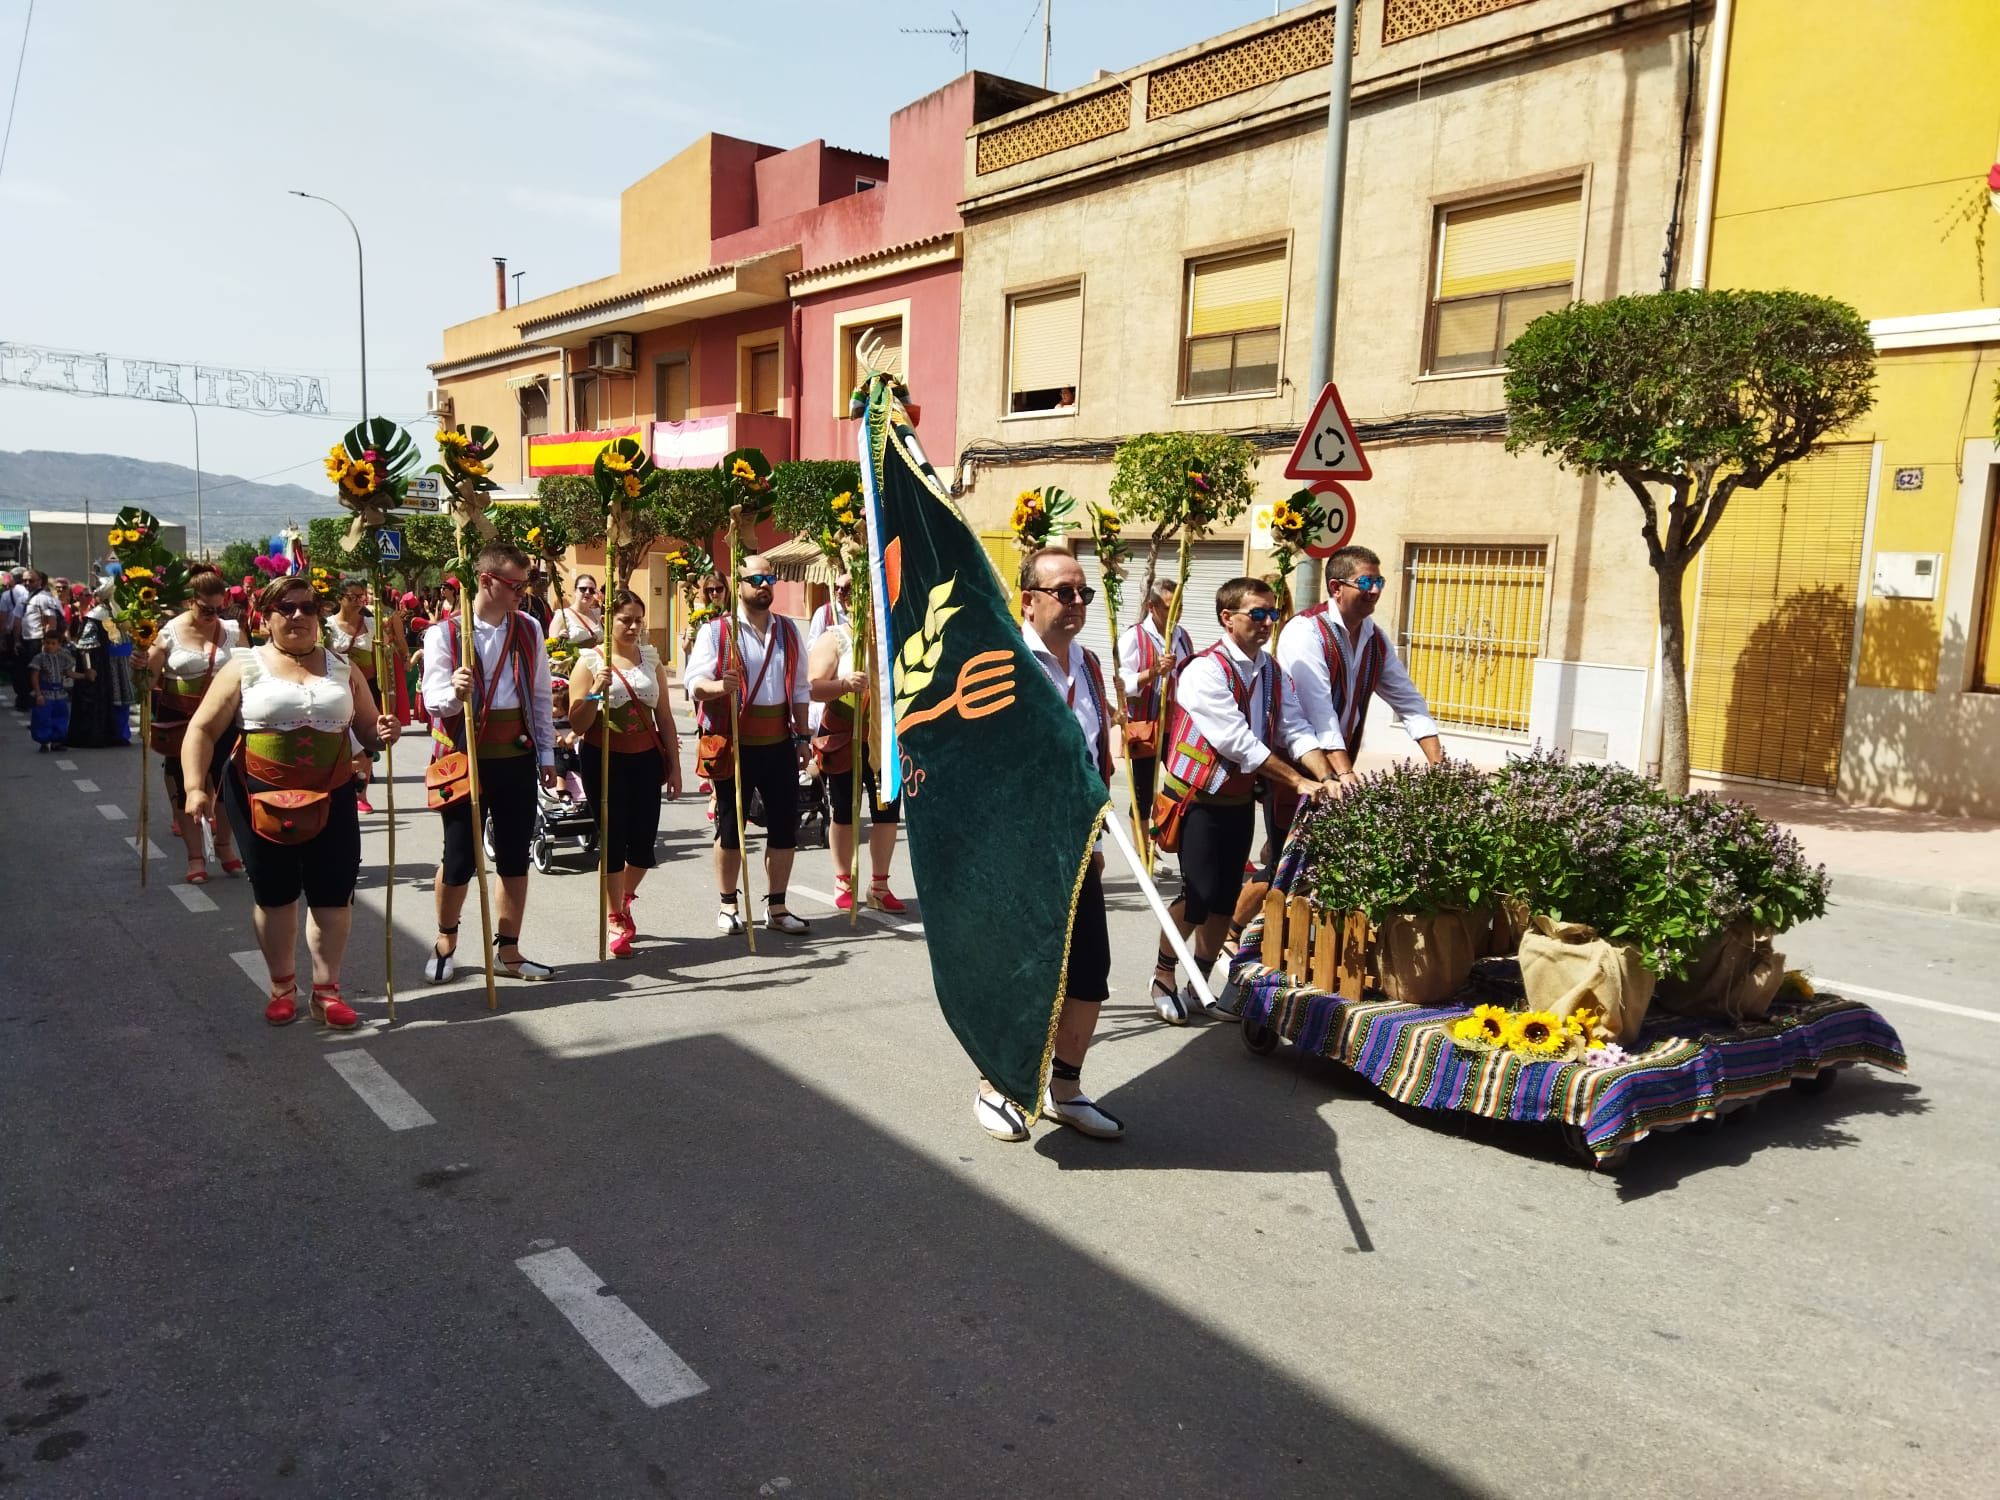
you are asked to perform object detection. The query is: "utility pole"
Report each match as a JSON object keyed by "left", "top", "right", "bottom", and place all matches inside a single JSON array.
[
  {"left": 1041, "top": 0, "right": 1052, "bottom": 88},
  {"left": 1296, "top": 0, "right": 1357, "bottom": 610},
  {"left": 289, "top": 191, "right": 369, "bottom": 425}
]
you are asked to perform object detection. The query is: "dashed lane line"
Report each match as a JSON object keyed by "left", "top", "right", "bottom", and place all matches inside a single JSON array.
[
  {"left": 169, "top": 883, "right": 218, "bottom": 913},
  {"left": 124, "top": 836, "right": 169, "bottom": 860},
  {"left": 54, "top": 758, "right": 77, "bottom": 770},
  {"left": 1821, "top": 977, "right": 1998, "bottom": 1025},
  {"left": 323, "top": 1050, "right": 437, "bottom": 1130},
  {"left": 72, "top": 778, "right": 99, "bottom": 793},
  {"left": 787, "top": 883, "right": 924, "bottom": 935},
  {"left": 96, "top": 803, "right": 124, "bottom": 821},
  {"left": 515, "top": 1247, "right": 708, "bottom": 1408}
]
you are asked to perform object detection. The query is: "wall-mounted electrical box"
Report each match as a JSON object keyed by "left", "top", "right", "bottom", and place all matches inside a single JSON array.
[{"left": 1871, "top": 552, "right": 1942, "bottom": 600}]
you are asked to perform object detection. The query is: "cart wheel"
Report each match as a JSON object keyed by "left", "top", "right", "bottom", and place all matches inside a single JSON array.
[
  {"left": 532, "top": 836, "right": 553, "bottom": 874},
  {"left": 1241, "top": 1018, "right": 1280, "bottom": 1057},
  {"left": 1793, "top": 1064, "right": 1842, "bottom": 1095}
]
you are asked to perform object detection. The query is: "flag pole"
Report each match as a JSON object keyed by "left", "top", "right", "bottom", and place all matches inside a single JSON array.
[
  {"left": 1102, "top": 807, "right": 1215, "bottom": 1011},
  {"left": 372, "top": 579, "right": 397, "bottom": 1022},
  {"left": 596, "top": 523, "right": 615, "bottom": 963},
  {"left": 726, "top": 505, "right": 756, "bottom": 954}
]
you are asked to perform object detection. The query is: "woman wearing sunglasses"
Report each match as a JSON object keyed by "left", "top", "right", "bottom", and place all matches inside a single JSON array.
[
  {"left": 145, "top": 569, "right": 244, "bottom": 884},
  {"left": 549, "top": 574, "right": 603, "bottom": 647},
  {"left": 179, "top": 574, "right": 400, "bottom": 1030},
  {"left": 566, "top": 589, "right": 683, "bottom": 957},
  {"left": 1148, "top": 577, "right": 1339, "bottom": 1025}
]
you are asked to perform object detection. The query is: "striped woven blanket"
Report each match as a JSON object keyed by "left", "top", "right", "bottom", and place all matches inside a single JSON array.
[{"left": 1223, "top": 834, "right": 1909, "bottom": 1160}]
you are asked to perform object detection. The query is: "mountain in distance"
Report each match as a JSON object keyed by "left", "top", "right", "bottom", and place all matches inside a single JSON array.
[{"left": 0, "top": 449, "right": 344, "bottom": 546}]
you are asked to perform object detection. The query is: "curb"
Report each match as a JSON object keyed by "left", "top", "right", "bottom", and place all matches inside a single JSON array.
[{"left": 1831, "top": 871, "right": 2000, "bottom": 923}]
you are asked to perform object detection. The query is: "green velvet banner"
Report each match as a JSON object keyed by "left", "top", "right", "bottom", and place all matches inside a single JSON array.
[{"left": 869, "top": 417, "right": 1109, "bottom": 1114}]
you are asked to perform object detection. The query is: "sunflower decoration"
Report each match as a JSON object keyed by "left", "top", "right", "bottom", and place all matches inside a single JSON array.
[
  {"left": 591, "top": 435, "right": 666, "bottom": 560},
  {"left": 546, "top": 634, "right": 580, "bottom": 680},
  {"left": 325, "top": 417, "right": 421, "bottom": 554},
  {"left": 429, "top": 423, "right": 504, "bottom": 546},
  {"left": 663, "top": 544, "right": 717, "bottom": 615},
  {"left": 310, "top": 565, "right": 335, "bottom": 599},
  {"left": 1009, "top": 485, "right": 1077, "bottom": 554},
  {"left": 1449, "top": 1003, "right": 1513, "bottom": 1052},
  {"left": 719, "top": 446, "right": 775, "bottom": 516},
  {"left": 1504, "top": 1010, "right": 1569, "bottom": 1059},
  {"left": 1260, "top": 486, "right": 1326, "bottom": 614},
  {"left": 106, "top": 505, "right": 191, "bottom": 685}
]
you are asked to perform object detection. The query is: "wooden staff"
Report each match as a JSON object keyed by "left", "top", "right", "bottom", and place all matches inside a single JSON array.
[
  {"left": 595, "top": 517, "right": 617, "bottom": 962},
  {"left": 848, "top": 577, "right": 868, "bottom": 929},
  {"left": 137, "top": 683, "right": 151, "bottom": 888},
  {"left": 1100, "top": 567, "right": 1150, "bottom": 866},
  {"left": 726, "top": 505, "right": 756, "bottom": 953},
  {"left": 1156, "top": 528, "right": 1194, "bottom": 797},
  {"left": 372, "top": 577, "right": 397, "bottom": 1022},
  {"left": 457, "top": 560, "right": 500, "bottom": 1011}
]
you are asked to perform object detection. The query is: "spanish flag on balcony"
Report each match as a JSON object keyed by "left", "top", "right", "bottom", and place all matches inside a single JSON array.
[{"left": 857, "top": 374, "right": 1110, "bottom": 1116}]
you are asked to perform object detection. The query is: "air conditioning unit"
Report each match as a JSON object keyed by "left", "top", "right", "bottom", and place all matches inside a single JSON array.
[
  {"left": 587, "top": 333, "right": 635, "bottom": 373},
  {"left": 428, "top": 387, "right": 454, "bottom": 420}
]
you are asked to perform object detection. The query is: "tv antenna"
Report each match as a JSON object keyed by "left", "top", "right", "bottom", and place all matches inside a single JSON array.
[{"left": 900, "top": 9, "right": 970, "bottom": 76}]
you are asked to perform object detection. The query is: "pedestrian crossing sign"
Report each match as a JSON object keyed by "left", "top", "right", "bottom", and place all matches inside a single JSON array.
[
  {"left": 376, "top": 528, "right": 403, "bottom": 562},
  {"left": 1284, "top": 382, "right": 1372, "bottom": 482}
]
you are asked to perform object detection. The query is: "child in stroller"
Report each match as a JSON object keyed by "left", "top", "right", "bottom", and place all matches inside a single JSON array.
[{"left": 504, "top": 676, "right": 597, "bottom": 871}]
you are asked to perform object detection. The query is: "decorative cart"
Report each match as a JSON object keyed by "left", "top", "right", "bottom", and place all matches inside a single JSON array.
[{"left": 1222, "top": 759, "right": 1910, "bottom": 1169}]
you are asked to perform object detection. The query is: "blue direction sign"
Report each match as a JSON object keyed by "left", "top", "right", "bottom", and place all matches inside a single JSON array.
[{"left": 376, "top": 528, "right": 404, "bottom": 562}]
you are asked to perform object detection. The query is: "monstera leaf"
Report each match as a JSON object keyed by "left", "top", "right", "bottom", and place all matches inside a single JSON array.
[{"left": 720, "top": 446, "right": 774, "bottom": 524}]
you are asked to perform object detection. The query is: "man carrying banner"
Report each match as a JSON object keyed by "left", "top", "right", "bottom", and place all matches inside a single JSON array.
[
  {"left": 685, "top": 553, "right": 812, "bottom": 936},
  {"left": 974, "top": 547, "right": 1124, "bottom": 1143},
  {"left": 1149, "top": 577, "right": 1339, "bottom": 1024},
  {"left": 1117, "top": 578, "right": 1193, "bottom": 868},
  {"left": 1274, "top": 545, "right": 1444, "bottom": 788},
  {"left": 422, "top": 544, "right": 561, "bottom": 983}
]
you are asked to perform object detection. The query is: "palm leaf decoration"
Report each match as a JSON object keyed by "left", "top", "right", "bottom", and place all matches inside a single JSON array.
[
  {"left": 431, "top": 424, "right": 505, "bottom": 547},
  {"left": 326, "top": 417, "right": 421, "bottom": 553}
]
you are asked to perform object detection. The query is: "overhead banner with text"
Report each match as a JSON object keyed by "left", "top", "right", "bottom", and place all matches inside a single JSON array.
[{"left": 0, "top": 341, "right": 331, "bottom": 415}]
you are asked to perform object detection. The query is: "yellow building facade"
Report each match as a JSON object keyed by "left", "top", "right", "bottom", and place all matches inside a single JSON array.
[{"left": 1703, "top": 0, "right": 2000, "bottom": 812}]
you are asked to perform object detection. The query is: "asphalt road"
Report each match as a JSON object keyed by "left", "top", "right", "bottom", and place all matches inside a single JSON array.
[{"left": 4, "top": 723, "right": 1995, "bottom": 1498}]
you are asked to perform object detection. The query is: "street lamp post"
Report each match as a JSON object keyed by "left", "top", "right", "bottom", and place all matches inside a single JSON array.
[
  {"left": 288, "top": 190, "right": 368, "bottom": 424},
  {"left": 175, "top": 393, "right": 204, "bottom": 559}
]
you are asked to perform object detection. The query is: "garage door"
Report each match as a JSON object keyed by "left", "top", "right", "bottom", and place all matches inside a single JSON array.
[
  {"left": 1686, "top": 442, "right": 1872, "bottom": 789},
  {"left": 1075, "top": 539, "right": 1245, "bottom": 673}
]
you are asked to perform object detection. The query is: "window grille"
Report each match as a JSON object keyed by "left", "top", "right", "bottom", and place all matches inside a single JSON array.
[{"left": 1398, "top": 543, "right": 1549, "bottom": 734}]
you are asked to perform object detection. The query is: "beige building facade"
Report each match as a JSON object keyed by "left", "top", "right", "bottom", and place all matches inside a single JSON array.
[{"left": 953, "top": 0, "right": 1714, "bottom": 767}]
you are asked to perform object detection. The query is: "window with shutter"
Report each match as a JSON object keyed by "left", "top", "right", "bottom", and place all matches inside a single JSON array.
[
  {"left": 1426, "top": 184, "right": 1581, "bottom": 373},
  {"left": 745, "top": 343, "right": 781, "bottom": 416},
  {"left": 654, "top": 354, "right": 690, "bottom": 421},
  {"left": 840, "top": 318, "right": 904, "bottom": 414},
  {"left": 1182, "top": 246, "right": 1286, "bottom": 398},
  {"left": 1007, "top": 285, "right": 1082, "bottom": 414}
]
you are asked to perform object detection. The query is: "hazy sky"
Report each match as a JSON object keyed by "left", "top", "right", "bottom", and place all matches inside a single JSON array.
[{"left": 0, "top": 0, "right": 1297, "bottom": 494}]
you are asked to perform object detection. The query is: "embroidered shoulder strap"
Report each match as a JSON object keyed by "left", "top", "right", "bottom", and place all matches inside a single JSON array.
[{"left": 1080, "top": 647, "right": 1115, "bottom": 782}]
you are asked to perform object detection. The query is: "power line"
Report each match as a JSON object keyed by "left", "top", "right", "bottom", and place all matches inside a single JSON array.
[{"left": 0, "top": 0, "right": 33, "bottom": 183}]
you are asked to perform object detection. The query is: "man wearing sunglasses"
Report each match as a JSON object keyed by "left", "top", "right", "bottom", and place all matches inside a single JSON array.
[
  {"left": 1274, "top": 546, "right": 1442, "bottom": 791},
  {"left": 685, "top": 553, "right": 812, "bottom": 936},
  {"left": 421, "top": 543, "right": 562, "bottom": 983},
  {"left": 1150, "top": 578, "right": 1338, "bottom": 1024}
]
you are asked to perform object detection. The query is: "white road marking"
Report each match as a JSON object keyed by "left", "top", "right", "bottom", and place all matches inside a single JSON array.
[
  {"left": 72, "top": 778, "right": 99, "bottom": 793},
  {"left": 169, "top": 883, "right": 218, "bottom": 913},
  {"left": 96, "top": 802, "right": 124, "bottom": 821},
  {"left": 54, "top": 758, "right": 77, "bottom": 770},
  {"left": 515, "top": 1247, "right": 708, "bottom": 1408},
  {"left": 230, "top": 950, "right": 267, "bottom": 990},
  {"left": 124, "top": 835, "right": 169, "bottom": 860},
  {"left": 1821, "top": 978, "right": 1999, "bottom": 1025},
  {"left": 788, "top": 883, "right": 923, "bottom": 934},
  {"left": 322, "top": 1050, "right": 437, "bottom": 1130}
]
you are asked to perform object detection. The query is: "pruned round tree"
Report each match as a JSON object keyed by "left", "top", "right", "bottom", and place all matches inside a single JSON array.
[{"left": 1504, "top": 288, "right": 1876, "bottom": 793}]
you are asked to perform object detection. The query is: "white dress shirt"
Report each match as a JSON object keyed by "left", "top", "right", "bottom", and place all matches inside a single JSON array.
[
  {"left": 1117, "top": 615, "right": 1194, "bottom": 709},
  {"left": 1176, "top": 636, "right": 1319, "bottom": 777},
  {"left": 1274, "top": 608, "right": 1439, "bottom": 755},
  {"left": 20, "top": 588, "right": 59, "bottom": 641},
  {"left": 422, "top": 608, "right": 557, "bottom": 766},
  {"left": 685, "top": 612, "right": 808, "bottom": 711},
  {"left": 806, "top": 599, "right": 848, "bottom": 648}
]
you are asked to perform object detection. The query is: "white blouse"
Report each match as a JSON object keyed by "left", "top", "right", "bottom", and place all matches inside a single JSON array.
[
  {"left": 549, "top": 606, "right": 603, "bottom": 646},
  {"left": 327, "top": 612, "right": 373, "bottom": 656},
  {"left": 166, "top": 617, "right": 240, "bottom": 681},
  {"left": 235, "top": 645, "right": 354, "bottom": 734},
  {"left": 578, "top": 644, "right": 660, "bottom": 709}
]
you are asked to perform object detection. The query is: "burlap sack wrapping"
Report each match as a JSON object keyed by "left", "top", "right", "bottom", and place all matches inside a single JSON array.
[
  {"left": 1517, "top": 915, "right": 1655, "bottom": 1046},
  {"left": 1473, "top": 896, "right": 1532, "bottom": 958},
  {"left": 1654, "top": 918, "right": 1785, "bottom": 1023},
  {"left": 1375, "top": 909, "right": 1477, "bottom": 1006}
]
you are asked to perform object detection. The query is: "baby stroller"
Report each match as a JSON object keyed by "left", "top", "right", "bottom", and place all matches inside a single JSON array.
[
  {"left": 481, "top": 699, "right": 598, "bottom": 872},
  {"left": 743, "top": 757, "right": 832, "bottom": 849}
]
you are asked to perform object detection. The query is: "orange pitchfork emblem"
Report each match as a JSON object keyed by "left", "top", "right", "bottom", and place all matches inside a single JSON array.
[{"left": 896, "top": 650, "right": 1016, "bottom": 732}]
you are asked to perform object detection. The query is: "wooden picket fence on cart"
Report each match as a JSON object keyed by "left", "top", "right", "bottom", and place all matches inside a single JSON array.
[{"left": 1258, "top": 890, "right": 1376, "bottom": 1001}]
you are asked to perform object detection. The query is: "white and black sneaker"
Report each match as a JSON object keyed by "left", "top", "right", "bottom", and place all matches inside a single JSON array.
[
  {"left": 765, "top": 909, "right": 810, "bottom": 934},
  {"left": 715, "top": 907, "right": 744, "bottom": 934},
  {"left": 1042, "top": 1088, "right": 1124, "bottom": 1140},
  {"left": 974, "top": 1091, "right": 1030, "bottom": 1142},
  {"left": 1151, "top": 976, "right": 1188, "bottom": 1026}
]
